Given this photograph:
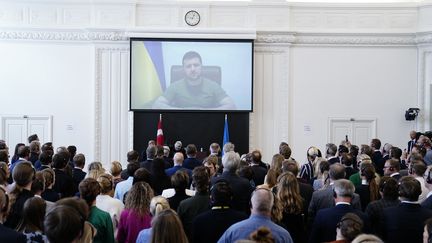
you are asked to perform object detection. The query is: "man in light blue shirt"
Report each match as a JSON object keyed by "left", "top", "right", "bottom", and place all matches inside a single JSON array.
[
  {"left": 114, "top": 163, "right": 139, "bottom": 202},
  {"left": 217, "top": 188, "right": 293, "bottom": 243}
]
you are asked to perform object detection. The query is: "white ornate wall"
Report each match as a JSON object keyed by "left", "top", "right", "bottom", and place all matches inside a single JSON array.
[{"left": 0, "top": 0, "right": 431, "bottom": 164}]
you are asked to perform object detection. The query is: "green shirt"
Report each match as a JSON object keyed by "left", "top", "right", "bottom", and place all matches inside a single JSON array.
[
  {"left": 89, "top": 206, "right": 115, "bottom": 243},
  {"left": 349, "top": 172, "right": 361, "bottom": 187},
  {"left": 163, "top": 77, "right": 228, "bottom": 108}
]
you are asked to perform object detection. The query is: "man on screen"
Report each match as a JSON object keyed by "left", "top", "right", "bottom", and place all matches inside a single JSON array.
[{"left": 152, "top": 51, "right": 236, "bottom": 109}]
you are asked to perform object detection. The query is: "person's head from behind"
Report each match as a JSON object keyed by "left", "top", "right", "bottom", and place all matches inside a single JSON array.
[
  {"left": 13, "top": 161, "right": 34, "bottom": 188},
  {"left": 370, "top": 139, "right": 381, "bottom": 150},
  {"left": 326, "top": 143, "right": 338, "bottom": 157},
  {"left": 351, "top": 234, "right": 383, "bottom": 243},
  {"left": 222, "top": 151, "right": 240, "bottom": 172},
  {"left": 147, "top": 145, "right": 157, "bottom": 160},
  {"left": 127, "top": 162, "right": 140, "bottom": 178},
  {"left": 281, "top": 159, "right": 298, "bottom": 176},
  {"left": 210, "top": 180, "right": 233, "bottom": 207},
  {"left": 97, "top": 174, "right": 113, "bottom": 195},
  {"left": 18, "top": 145, "right": 30, "bottom": 160},
  {"left": 52, "top": 151, "right": 69, "bottom": 170},
  {"left": 0, "top": 187, "right": 8, "bottom": 220},
  {"left": 270, "top": 154, "right": 284, "bottom": 172},
  {"left": 125, "top": 181, "right": 154, "bottom": 215},
  {"left": 398, "top": 176, "right": 422, "bottom": 202},
  {"left": 39, "top": 151, "right": 52, "bottom": 166},
  {"left": 73, "top": 153, "right": 85, "bottom": 169},
  {"left": 379, "top": 176, "right": 399, "bottom": 200},
  {"left": 329, "top": 163, "right": 346, "bottom": 181},
  {"left": 150, "top": 208, "right": 188, "bottom": 243},
  {"left": 28, "top": 134, "right": 39, "bottom": 144},
  {"left": 30, "top": 141, "right": 41, "bottom": 155},
  {"left": 0, "top": 162, "right": 9, "bottom": 185},
  {"left": 182, "top": 51, "right": 202, "bottom": 81},
  {"left": 79, "top": 178, "right": 100, "bottom": 208},
  {"left": 127, "top": 150, "right": 139, "bottom": 163},
  {"left": 223, "top": 142, "right": 235, "bottom": 154},
  {"left": 110, "top": 161, "right": 122, "bottom": 177},
  {"left": 336, "top": 213, "right": 364, "bottom": 242},
  {"left": 67, "top": 145, "right": 77, "bottom": 158},
  {"left": 87, "top": 161, "right": 105, "bottom": 180},
  {"left": 279, "top": 144, "right": 292, "bottom": 159},
  {"left": 44, "top": 205, "right": 84, "bottom": 243},
  {"left": 31, "top": 171, "right": 45, "bottom": 195},
  {"left": 186, "top": 144, "right": 197, "bottom": 158},
  {"left": 42, "top": 168, "right": 55, "bottom": 189},
  {"left": 133, "top": 168, "right": 152, "bottom": 185},
  {"left": 251, "top": 188, "right": 274, "bottom": 216},
  {"left": 192, "top": 166, "right": 210, "bottom": 193},
  {"left": 171, "top": 170, "right": 189, "bottom": 193},
  {"left": 333, "top": 179, "right": 355, "bottom": 203},
  {"left": 22, "top": 197, "right": 46, "bottom": 232},
  {"left": 149, "top": 196, "right": 170, "bottom": 217}
]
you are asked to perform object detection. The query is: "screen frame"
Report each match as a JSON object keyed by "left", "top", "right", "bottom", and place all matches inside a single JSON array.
[{"left": 129, "top": 37, "right": 254, "bottom": 113}]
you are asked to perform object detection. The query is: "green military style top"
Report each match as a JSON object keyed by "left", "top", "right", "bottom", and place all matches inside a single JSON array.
[{"left": 163, "top": 77, "right": 228, "bottom": 108}]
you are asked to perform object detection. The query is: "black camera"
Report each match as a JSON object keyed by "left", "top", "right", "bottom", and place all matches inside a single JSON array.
[{"left": 405, "top": 108, "right": 420, "bottom": 121}]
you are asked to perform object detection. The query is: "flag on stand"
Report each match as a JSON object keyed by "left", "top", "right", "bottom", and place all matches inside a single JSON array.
[
  {"left": 156, "top": 114, "right": 164, "bottom": 146},
  {"left": 222, "top": 114, "right": 229, "bottom": 155}
]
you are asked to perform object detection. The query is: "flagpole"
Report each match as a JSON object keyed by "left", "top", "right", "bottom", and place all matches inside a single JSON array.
[
  {"left": 160, "top": 113, "right": 162, "bottom": 120},
  {"left": 225, "top": 114, "right": 227, "bottom": 120}
]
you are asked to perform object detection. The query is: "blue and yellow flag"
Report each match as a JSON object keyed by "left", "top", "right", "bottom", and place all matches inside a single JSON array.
[{"left": 132, "top": 41, "right": 166, "bottom": 105}]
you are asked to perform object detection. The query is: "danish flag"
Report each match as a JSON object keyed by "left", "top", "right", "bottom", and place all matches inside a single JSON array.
[{"left": 156, "top": 114, "right": 164, "bottom": 146}]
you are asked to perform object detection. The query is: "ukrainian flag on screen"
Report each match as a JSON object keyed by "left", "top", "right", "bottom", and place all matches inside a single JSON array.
[{"left": 132, "top": 41, "right": 166, "bottom": 106}]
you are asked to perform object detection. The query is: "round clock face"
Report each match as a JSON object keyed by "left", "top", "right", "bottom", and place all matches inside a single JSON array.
[{"left": 185, "top": 10, "right": 200, "bottom": 26}]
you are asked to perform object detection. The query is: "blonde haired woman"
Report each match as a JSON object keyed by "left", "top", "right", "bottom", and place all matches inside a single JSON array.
[
  {"left": 136, "top": 196, "right": 170, "bottom": 243},
  {"left": 96, "top": 174, "right": 124, "bottom": 232}
]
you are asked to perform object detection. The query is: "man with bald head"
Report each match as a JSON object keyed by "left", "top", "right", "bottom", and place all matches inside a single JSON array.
[
  {"left": 218, "top": 188, "right": 293, "bottom": 243},
  {"left": 165, "top": 152, "right": 192, "bottom": 178}
]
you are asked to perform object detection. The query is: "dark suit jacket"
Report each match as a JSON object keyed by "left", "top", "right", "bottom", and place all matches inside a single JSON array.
[
  {"left": 250, "top": 165, "right": 267, "bottom": 186},
  {"left": 140, "top": 159, "right": 154, "bottom": 171},
  {"left": 0, "top": 224, "right": 26, "bottom": 242},
  {"left": 72, "top": 168, "right": 87, "bottom": 193},
  {"left": 309, "top": 204, "right": 368, "bottom": 243},
  {"left": 53, "top": 168, "right": 75, "bottom": 198},
  {"left": 327, "top": 157, "right": 340, "bottom": 165},
  {"left": 421, "top": 195, "right": 432, "bottom": 209},
  {"left": 192, "top": 208, "right": 248, "bottom": 243},
  {"left": 408, "top": 140, "right": 416, "bottom": 153},
  {"left": 308, "top": 185, "right": 362, "bottom": 222},
  {"left": 183, "top": 157, "right": 202, "bottom": 170},
  {"left": 383, "top": 203, "right": 432, "bottom": 243},
  {"left": 372, "top": 151, "right": 384, "bottom": 176},
  {"left": 298, "top": 179, "right": 313, "bottom": 218},
  {"left": 211, "top": 171, "right": 254, "bottom": 214}
]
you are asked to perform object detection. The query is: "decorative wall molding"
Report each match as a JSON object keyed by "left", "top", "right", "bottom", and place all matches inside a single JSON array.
[
  {"left": 294, "top": 33, "right": 417, "bottom": 45},
  {"left": 95, "top": 45, "right": 130, "bottom": 165},
  {"left": 416, "top": 32, "right": 432, "bottom": 44},
  {"left": 0, "top": 28, "right": 422, "bottom": 47},
  {"left": 0, "top": 29, "right": 127, "bottom": 41},
  {"left": 417, "top": 48, "right": 432, "bottom": 131}
]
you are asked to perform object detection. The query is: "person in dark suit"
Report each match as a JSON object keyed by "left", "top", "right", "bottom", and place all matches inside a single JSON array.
[
  {"left": 140, "top": 145, "right": 157, "bottom": 171},
  {"left": 326, "top": 143, "right": 340, "bottom": 165},
  {"left": 365, "top": 176, "right": 400, "bottom": 238},
  {"left": 37, "top": 151, "right": 52, "bottom": 171},
  {"left": 52, "top": 151, "right": 75, "bottom": 199},
  {"left": 211, "top": 151, "right": 254, "bottom": 214},
  {"left": 165, "top": 152, "right": 192, "bottom": 178},
  {"left": 308, "top": 164, "right": 362, "bottom": 225},
  {"left": 355, "top": 163, "right": 380, "bottom": 211},
  {"left": 192, "top": 180, "right": 248, "bottom": 243},
  {"left": 183, "top": 144, "right": 202, "bottom": 170},
  {"left": 120, "top": 150, "right": 140, "bottom": 180},
  {"left": 0, "top": 187, "right": 26, "bottom": 242},
  {"left": 408, "top": 130, "right": 417, "bottom": 154},
  {"left": 72, "top": 153, "right": 86, "bottom": 194},
  {"left": 249, "top": 150, "right": 267, "bottom": 186},
  {"left": 382, "top": 176, "right": 432, "bottom": 243},
  {"left": 371, "top": 139, "right": 384, "bottom": 176},
  {"left": 177, "top": 166, "right": 211, "bottom": 242},
  {"left": 309, "top": 179, "right": 369, "bottom": 243}
]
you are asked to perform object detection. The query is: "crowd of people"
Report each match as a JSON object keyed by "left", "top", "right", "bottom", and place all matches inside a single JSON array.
[{"left": 0, "top": 131, "right": 432, "bottom": 243}]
